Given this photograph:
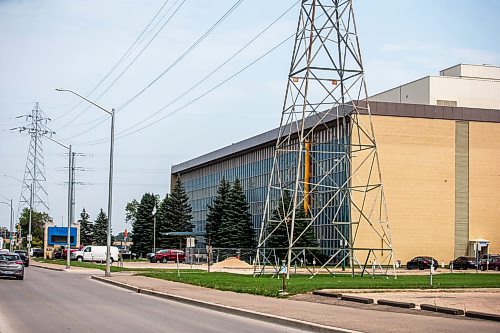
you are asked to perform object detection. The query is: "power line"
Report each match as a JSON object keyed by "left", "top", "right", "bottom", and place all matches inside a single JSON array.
[
  {"left": 55, "top": 0, "right": 180, "bottom": 134},
  {"left": 111, "top": 0, "right": 299, "bottom": 137},
  {"left": 116, "top": 0, "right": 245, "bottom": 111},
  {"left": 82, "top": 29, "right": 295, "bottom": 146},
  {"left": 62, "top": 0, "right": 244, "bottom": 143},
  {"left": 75, "top": 2, "right": 298, "bottom": 146}
]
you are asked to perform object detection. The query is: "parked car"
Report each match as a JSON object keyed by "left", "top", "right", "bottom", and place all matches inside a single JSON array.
[
  {"left": 14, "top": 250, "right": 29, "bottom": 267},
  {"left": 406, "top": 256, "right": 438, "bottom": 270},
  {"left": 53, "top": 247, "right": 79, "bottom": 259},
  {"left": 480, "top": 255, "right": 500, "bottom": 271},
  {"left": 0, "top": 252, "right": 25, "bottom": 280},
  {"left": 451, "top": 256, "right": 477, "bottom": 270},
  {"left": 152, "top": 249, "right": 185, "bottom": 263},
  {"left": 31, "top": 248, "right": 44, "bottom": 258},
  {"left": 71, "top": 245, "right": 119, "bottom": 263},
  {"left": 17, "top": 253, "right": 29, "bottom": 267},
  {"left": 479, "top": 254, "right": 499, "bottom": 267}
]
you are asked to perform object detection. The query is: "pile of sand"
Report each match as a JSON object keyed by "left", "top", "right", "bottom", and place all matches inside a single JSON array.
[{"left": 212, "top": 256, "right": 253, "bottom": 269}]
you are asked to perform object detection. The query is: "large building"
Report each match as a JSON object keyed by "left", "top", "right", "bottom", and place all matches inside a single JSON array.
[{"left": 171, "top": 64, "right": 500, "bottom": 264}]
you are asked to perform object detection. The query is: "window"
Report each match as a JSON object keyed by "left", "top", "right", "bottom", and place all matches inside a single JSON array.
[{"left": 437, "top": 99, "right": 457, "bottom": 107}]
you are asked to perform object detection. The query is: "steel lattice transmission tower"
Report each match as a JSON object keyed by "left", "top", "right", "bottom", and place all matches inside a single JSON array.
[
  {"left": 13, "top": 102, "right": 53, "bottom": 214},
  {"left": 255, "top": 0, "right": 395, "bottom": 277}
]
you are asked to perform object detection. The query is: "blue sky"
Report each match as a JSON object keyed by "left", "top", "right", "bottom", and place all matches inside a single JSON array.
[{"left": 0, "top": 0, "right": 499, "bottom": 234}]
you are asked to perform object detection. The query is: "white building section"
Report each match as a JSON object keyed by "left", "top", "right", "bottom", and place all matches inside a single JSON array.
[{"left": 370, "top": 64, "right": 500, "bottom": 110}]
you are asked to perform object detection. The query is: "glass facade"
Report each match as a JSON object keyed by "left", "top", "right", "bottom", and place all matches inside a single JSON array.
[{"left": 173, "top": 124, "right": 350, "bottom": 252}]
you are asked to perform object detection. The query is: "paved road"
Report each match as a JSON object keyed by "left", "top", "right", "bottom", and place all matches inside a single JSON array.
[{"left": 0, "top": 267, "right": 309, "bottom": 333}]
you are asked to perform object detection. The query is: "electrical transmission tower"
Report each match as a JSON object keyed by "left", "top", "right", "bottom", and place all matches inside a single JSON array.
[
  {"left": 12, "top": 102, "right": 53, "bottom": 214},
  {"left": 255, "top": 0, "right": 395, "bottom": 278}
]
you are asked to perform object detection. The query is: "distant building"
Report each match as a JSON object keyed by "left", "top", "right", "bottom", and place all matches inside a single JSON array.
[
  {"left": 171, "top": 64, "right": 500, "bottom": 264},
  {"left": 371, "top": 64, "right": 500, "bottom": 109},
  {"left": 43, "top": 221, "right": 80, "bottom": 258}
]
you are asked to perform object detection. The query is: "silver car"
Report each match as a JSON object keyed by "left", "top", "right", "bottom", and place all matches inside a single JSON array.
[{"left": 0, "top": 253, "right": 25, "bottom": 280}]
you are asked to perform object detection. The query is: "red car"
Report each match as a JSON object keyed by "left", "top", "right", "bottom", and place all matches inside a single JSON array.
[
  {"left": 480, "top": 256, "right": 500, "bottom": 271},
  {"left": 152, "top": 249, "right": 185, "bottom": 263}
]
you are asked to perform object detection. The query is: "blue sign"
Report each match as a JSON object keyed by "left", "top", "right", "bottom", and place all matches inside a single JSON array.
[{"left": 47, "top": 227, "right": 77, "bottom": 246}]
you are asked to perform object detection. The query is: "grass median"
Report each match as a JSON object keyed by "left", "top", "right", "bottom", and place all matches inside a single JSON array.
[{"left": 138, "top": 271, "right": 500, "bottom": 297}]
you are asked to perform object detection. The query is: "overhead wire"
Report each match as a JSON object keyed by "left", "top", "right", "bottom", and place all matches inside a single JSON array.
[
  {"left": 59, "top": 0, "right": 185, "bottom": 131},
  {"left": 79, "top": 2, "right": 299, "bottom": 146},
  {"left": 52, "top": 0, "right": 173, "bottom": 127},
  {"left": 111, "top": 0, "right": 299, "bottom": 137},
  {"left": 116, "top": 0, "right": 245, "bottom": 111},
  {"left": 83, "top": 31, "right": 295, "bottom": 146},
  {"left": 61, "top": 0, "right": 240, "bottom": 142}
]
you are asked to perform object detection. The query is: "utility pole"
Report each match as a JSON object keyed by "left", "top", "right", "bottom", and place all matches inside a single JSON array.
[{"left": 11, "top": 102, "right": 53, "bottom": 254}]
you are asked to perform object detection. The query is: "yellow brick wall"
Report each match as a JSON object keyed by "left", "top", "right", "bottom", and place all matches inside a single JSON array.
[
  {"left": 355, "top": 115, "right": 456, "bottom": 264},
  {"left": 469, "top": 122, "right": 500, "bottom": 255}
]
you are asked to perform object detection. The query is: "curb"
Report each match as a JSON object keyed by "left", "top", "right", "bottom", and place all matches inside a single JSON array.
[
  {"left": 376, "top": 299, "right": 415, "bottom": 309},
  {"left": 420, "top": 304, "right": 464, "bottom": 316},
  {"left": 91, "top": 276, "right": 362, "bottom": 333},
  {"left": 30, "top": 263, "right": 65, "bottom": 272},
  {"left": 465, "top": 311, "right": 500, "bottom": 322}
]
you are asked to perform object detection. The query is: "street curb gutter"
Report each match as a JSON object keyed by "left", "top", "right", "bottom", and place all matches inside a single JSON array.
[
  {"left": 31, "top": 263, "right": 65, "bottom": 272},
  {"left": 91, "top": 276, "right": 363, "bottom": 333}
]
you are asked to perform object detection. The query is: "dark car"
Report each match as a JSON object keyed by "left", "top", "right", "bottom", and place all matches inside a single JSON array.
[
  {"left": 406, "top": 256, "right": 438, "bottom": 270},
  {"left": 0, "top": 253, "right": 25, "bottom": 280},
  {"left": 451, "top": 256, "right": 477, "bottom": 270},
  {"left": 480, "top": 256, "right": 500, "bottom": 271},
  {"left": 152, "top": 249, "right": 185, "bottom": 263},
  {"left": 14, "top": 250, "right": 29, "bottom": 267},
  {"left": 32, "top": 248, "right": 44, "bottom": 258}
]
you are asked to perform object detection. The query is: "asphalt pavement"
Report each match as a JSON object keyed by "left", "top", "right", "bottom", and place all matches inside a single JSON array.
[{"left": 0, "top": 267, "right": 309, "bottom": 333}]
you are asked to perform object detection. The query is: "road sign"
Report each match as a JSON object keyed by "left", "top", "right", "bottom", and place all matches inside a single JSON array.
[{"left": 27, "top": 234, "right": 32, "bottom": 242}]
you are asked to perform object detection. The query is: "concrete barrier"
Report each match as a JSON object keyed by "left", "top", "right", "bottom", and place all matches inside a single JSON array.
[
  {"left": 340, "top": 295, "right": 374, "bottom": 304},
  {"left": 465, "top": 311, "right": 500, "bottom": 322},
  {"left": 420, "top": 304, "right": 464, "bottom": 316},
  {"left": 313, "top": 291, "right": 342, "bottom": 298},
  {"left": 377, "top": 299, "right": 415, "bottom": 309}
]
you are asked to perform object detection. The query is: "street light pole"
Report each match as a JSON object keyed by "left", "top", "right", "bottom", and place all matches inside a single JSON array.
[{"left": 55, "top": 88, "right": 114, "bottom": 277}]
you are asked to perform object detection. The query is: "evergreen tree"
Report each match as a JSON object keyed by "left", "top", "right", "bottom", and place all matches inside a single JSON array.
[
  {"left": 156, "top": 194, "right": 169, "bottom": 249},
  {"left": 221, "top": 179, "right": 256, "bottom": 248},
  {"left": 78, "top": 208, "right": 93, "bottom": 246},
  {"left": 93, "top": 209, "right": 109, "bottom": 246},
  {"left": 131, "top": 193, "right": 157, "bottom": 257},
  {"left": 125, "top": 199, "right": 139, "bottom": 225},
  {"left": 161, "top": 177, "right": 193, "bottom": 248},
  {"left": 205, "top": 178, "right": 230, "bottom": 248}
]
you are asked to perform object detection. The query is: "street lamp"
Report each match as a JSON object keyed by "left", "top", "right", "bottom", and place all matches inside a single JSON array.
[
  {"left": 0, "top": 196, "right": 13, "bottom": 251},
  {"left": 55, "top": 88, "right": 115, "bottom": 277},
  {"left": 4, "top": 175, "right": 32, "bottom": 253}
]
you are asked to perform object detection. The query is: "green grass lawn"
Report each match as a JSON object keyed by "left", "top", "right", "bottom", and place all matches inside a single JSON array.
[{"left": 138, "top": 271, "right": 500, "bottom": 297}]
